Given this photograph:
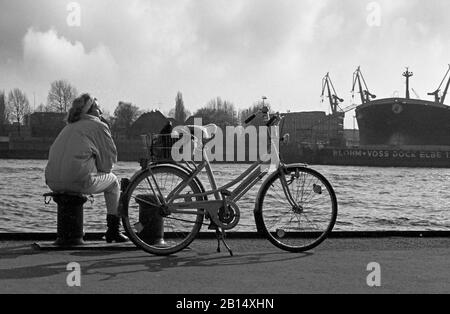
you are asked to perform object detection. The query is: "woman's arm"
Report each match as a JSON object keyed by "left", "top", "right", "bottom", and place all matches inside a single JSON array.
[{"left": 93, "top": 122, "right": 118, "bottom": 173}]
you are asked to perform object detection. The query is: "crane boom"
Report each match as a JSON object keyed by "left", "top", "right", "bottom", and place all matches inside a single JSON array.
[
  {"left": 321, "top": 72, "right": 344, "bottom": 114},
  {"left": 428, "top": 64, "right": 450, "bottom": 104},
  {"left": 352, "top": 66, "right": 376, "bottom": 104}
]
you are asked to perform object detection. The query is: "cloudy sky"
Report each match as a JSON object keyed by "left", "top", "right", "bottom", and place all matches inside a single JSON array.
[{"left": 1, "top": 0, "right": 449, "bottom": 128}]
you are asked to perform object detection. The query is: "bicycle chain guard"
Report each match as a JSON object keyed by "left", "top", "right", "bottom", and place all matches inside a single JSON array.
[{"left": 207, "top": 200, "right": 241, "bottom": 230}]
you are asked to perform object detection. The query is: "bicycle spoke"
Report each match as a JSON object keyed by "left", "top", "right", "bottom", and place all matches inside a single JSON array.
[
  {"left": 257, "top": 166, "right": 337, "bottom": 252},
  {"left": 164, "top": 215, "right": 210, "bottom": 227},
  {"left": 122, "top": 166, "right": 204, "bottom": 255}
]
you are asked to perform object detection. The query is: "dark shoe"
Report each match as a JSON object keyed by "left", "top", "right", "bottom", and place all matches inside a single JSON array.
[{"left": 105, "top": 214, "right": 129, "bottom": 243}]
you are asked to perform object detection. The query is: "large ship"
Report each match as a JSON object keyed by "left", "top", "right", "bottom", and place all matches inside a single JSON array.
[
  {"left": 281, "top": 65, "right": 450, "bottom": 167},
  {"left": 322, "top": 65, "right": 450, "bottom": 167},
  {"left": 354, "top": 66, "right": 450, "bottom": 147}
]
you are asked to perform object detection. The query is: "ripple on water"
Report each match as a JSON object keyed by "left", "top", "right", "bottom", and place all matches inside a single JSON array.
[{"left": 1, "top": 160, "right": 450, "bottom": 232}]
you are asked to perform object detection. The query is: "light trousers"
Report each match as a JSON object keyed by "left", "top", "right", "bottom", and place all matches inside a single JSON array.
[
  {"left": 48, "top": 172, "right": 120, "bottom": 216},
  {"left": 81, "top": 173, "right": 120, "bottom": 216}
]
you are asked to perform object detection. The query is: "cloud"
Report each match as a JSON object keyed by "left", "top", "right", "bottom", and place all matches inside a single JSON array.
[
  {"left": 22, "top": 28, "right": 119, "bottom": 90},
  {"left": 185, "top": 0, "right": 329, "bottom": 64},
  {"left": 0, "top": 27, "right": 119, "bottom": 109},
  {"left": 1, "top": 0, "right": 450, "bottom": 127}
]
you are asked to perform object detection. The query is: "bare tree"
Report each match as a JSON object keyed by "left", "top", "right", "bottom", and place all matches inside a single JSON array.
[
  {"left": 168, "top": 94, "right": 190, "bottom": 123},
  {"left": 175, "top": 91, "right": 187, "bottom": 123},
  {"left": 194, "top": 97, "right": 238, "bottom": 129},
  {"left": 35, "top": 103, "right": 51, "bottom": 112},
  {"left": 112, "top": 101, "right": 141, "bottom": 137},
  {"left": 7, "top": 88, "right": 30, "bottom": 136},
  {"left": 47, "top": 80, "right": 78, "bottom": 113},
  {"left": 0, "top": 92, "right": 8, "bottom": 134},
  {"left": 0, "top": 92, "right": 6, "bottom": 122}
]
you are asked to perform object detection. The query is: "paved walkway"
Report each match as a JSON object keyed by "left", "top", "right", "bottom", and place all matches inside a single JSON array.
[{"left": 0, "top": 238, "right": 449, "bottom": 294}]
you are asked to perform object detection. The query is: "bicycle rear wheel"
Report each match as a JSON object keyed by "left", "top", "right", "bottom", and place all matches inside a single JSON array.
[
  {"left": 254, "top": 166, "right": 337, "bottom": 252},
  {"left": 121, "top": 165, "right": 205, "bottom": 255}
]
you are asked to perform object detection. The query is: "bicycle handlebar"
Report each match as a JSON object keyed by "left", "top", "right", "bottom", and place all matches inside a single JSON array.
[
  {"left": 244, "top": 114, "right": 257, "bottom": 124},
  {"left": 244, "top": 111, "right": 281, "bottom": 127}
]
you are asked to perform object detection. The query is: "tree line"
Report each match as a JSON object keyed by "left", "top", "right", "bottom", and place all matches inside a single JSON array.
[
  {"left": 0, "top": 79, "right": 271, "bottom": 136},
  {"left": 109, "top": 93, "right": 272, "bottom": 135},
  {"left": 0, "top": 80, "right": 78, "bottom": 135}
]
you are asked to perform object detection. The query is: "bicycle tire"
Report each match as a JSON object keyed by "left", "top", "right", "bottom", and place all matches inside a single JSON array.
[
  {"left": 121, "top": 164, "right": 205, "bottom": 255},
  {"left": 254, "top": 166, "right": 337, "bottom": 252}
]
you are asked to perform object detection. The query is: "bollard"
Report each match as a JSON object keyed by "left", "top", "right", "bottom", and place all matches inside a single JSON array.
[
  {"left": 135, "top": 194, "right": 166, "bottom": 246},
  {"left": 45, "top": 192, "right": 87, "bottom": 246}
]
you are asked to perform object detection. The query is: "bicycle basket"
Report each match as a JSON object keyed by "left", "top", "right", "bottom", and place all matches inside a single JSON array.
[{"left": 143, "top": 133, "right": 177, "bottom": 162}]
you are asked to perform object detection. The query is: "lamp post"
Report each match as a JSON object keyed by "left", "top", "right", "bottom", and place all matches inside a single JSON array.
[{"left": 261, "top": 96, "right": 269, "bottom": 121}]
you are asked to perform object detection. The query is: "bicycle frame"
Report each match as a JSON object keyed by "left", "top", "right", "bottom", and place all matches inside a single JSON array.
[
  {"left": 138, "top": 119, "right": 300, "bottom": 219},
  {"left": 121, "top": 108, "right": 338, "bottom": 256}
]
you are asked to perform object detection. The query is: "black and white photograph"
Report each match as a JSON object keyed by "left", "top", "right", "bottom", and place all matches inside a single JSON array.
[{"left": 0, "top": 0, "right": 449, "bottom": 299}]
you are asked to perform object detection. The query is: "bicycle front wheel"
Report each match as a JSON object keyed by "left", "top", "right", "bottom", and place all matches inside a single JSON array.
[
  {"left": 255, "top": 166, "right": 337, "bottom": 252},
  {"left": 121, "top": 165, "right": 205, "bottom": 255}
]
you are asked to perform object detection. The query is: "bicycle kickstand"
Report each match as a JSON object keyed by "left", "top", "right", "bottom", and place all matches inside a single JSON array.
[{"left": 215, "top": 228, "right": 233, "bottom": 257}]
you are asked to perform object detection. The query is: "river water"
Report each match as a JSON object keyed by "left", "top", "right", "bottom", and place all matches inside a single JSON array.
[{"left": 0, "top": 159, "right": 449, "bottom": 232}]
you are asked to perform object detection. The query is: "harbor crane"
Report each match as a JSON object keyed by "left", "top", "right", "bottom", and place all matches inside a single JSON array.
[
  {"left": 352, "top": 66, "right": 376, "bottom": 104},
  {"left": 321, "top": 72, "right": 344, "bottom": 114},
  {"left": 428, "top": 64, "right": 450, "bottom": 105}
]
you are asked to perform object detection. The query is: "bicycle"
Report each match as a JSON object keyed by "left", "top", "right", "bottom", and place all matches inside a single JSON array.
[{"left": 118, "top": 109, "right": 338, "bottom": 256}]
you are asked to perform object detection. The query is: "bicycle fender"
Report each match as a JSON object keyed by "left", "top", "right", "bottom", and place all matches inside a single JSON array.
[
  {"left": 253, "top": 169, "right": 280, "bottom": 215},
  {"left": 253, "top": 163, "right": 308, "bottom": 215}
]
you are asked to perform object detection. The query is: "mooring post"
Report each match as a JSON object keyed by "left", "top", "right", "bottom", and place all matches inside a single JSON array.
[
  {"left": 44, "top": 192, "right": 87, "bottom": 246},
  {"left": 135, "top": 194, "right": 166, "bottom": 246}
]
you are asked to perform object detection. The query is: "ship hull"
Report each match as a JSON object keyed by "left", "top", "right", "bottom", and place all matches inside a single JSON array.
[
  {"left": 355, "top": 98, "right": 450, "bottom": 146},
  {"left": 318, "top": 146, "right": 450, "bottom": 168},
  {"left": 281, "top": 145, "right": 450, "bottom": 168}
]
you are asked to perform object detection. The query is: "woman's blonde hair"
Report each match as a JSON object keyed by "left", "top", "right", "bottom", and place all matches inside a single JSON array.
[{"left": 67, "top": 93, "right": 92, "bottom": 123}]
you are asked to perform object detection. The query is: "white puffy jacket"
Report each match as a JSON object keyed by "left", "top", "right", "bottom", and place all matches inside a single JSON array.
[{"left": 45, "top": 114, "right": 117, "bottom": 192}]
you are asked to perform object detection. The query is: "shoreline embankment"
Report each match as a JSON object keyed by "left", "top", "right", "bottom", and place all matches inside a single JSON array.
[{"left": 0, "top": 230, "right": 449, "bottom": 241}]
